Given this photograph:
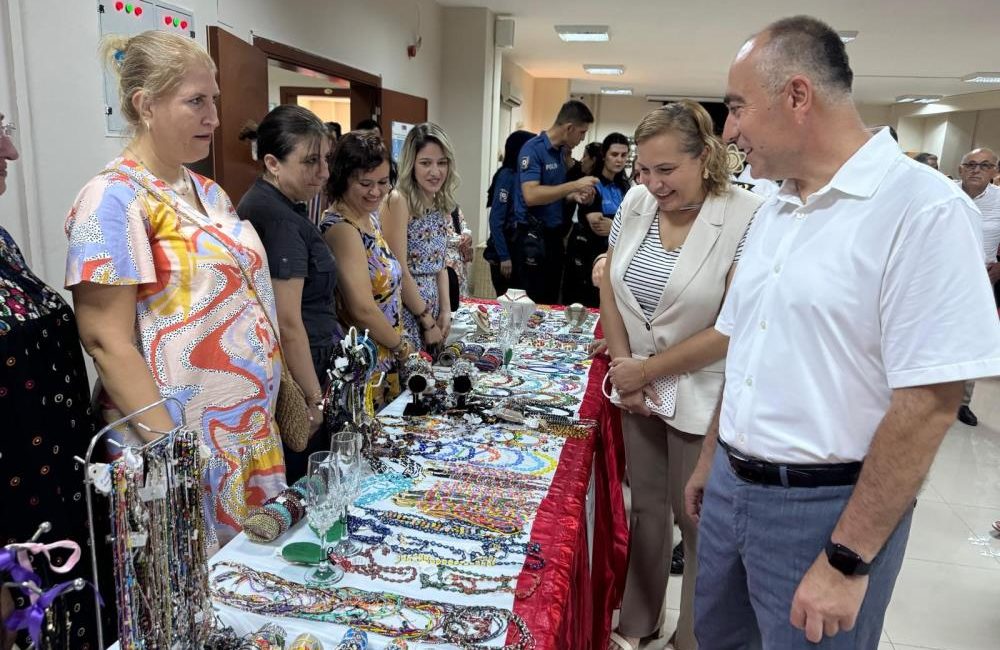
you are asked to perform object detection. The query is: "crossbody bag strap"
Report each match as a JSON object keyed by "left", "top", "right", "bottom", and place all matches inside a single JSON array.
[{"left": 104, "top": 165, "right": 287, "bottom": 361}]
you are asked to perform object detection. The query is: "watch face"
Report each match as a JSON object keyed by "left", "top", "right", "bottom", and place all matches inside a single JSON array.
[{"left": 827, "top": 542, "right": 870, "bottom": 576}]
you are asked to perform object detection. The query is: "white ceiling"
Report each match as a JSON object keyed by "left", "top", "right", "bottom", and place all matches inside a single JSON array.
[{"left": 437, "top": 0, "right": 1000, "bottom": 105}]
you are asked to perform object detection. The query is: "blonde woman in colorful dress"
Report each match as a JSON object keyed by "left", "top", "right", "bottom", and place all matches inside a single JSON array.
[
  {"left": 65, "top": 31, "right": 284, "bottom": 546},
  {"left": 385, "top": 123, "right": 461, "bottom": 350}
]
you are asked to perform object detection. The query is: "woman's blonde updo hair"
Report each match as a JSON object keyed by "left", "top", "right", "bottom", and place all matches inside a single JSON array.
[
  {"left": 99, "top": 31, "right": 216, "bottom": 133},
  {"left": 634, "top": 100, "right": 730, "bottom": 196}
]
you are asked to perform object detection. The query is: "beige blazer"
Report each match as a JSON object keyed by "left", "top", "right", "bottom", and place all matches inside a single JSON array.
[{"left": 609, "top": 184, "right": 763, "bottom": 435}]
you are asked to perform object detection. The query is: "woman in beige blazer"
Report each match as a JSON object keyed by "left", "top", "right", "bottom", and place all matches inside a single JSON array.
[{"left": 602, "top": 101, "right": 762, "bottom": 650}]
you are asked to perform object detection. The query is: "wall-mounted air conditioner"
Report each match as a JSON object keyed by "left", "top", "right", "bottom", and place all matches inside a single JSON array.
[{"left": 501, "top": 81, "right": 523, "bottom": 107}]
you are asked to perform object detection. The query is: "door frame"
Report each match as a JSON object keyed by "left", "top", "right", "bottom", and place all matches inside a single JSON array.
[
  {"left": 252, "top": 36, "right": 382, "bottom": 129},
  {"left": 253, "top": 36, "right": 380, "bottom": 90},
  {"left": 279, "top": 86, "right": 352, "bottom": 106}
]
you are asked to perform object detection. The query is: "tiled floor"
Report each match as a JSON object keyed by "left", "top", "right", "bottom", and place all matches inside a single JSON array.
[{"left": 633, "top": 377, "right": 1000, "bottom": 650}]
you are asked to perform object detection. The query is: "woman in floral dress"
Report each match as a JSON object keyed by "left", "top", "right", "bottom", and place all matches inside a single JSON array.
[
  {"left": 321, "top": 131, "right": 411, "bottom": 408},
  {"left": 385, "top": 123, "right": 461, "bottom": 351}
]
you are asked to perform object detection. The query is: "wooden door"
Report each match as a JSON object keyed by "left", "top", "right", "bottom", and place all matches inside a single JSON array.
[
  {"left": 206, "top": 26, "right": 268, "bottom": 204},
  {"left": 351, "top": 85, "right": 378, "bottom": 131},
  {"left": 379, "top": 88, "right": 428, "bottom": 136}
]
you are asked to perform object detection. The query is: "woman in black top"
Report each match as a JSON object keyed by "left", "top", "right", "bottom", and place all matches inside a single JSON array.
[
  {"left": 563, "top": 132, "right": 631, "bottom": 307},
  {"left": 237, "top": 106, "right": 337, "bottom": 483}
]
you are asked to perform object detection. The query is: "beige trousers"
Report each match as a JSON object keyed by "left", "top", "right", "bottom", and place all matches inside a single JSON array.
[{"left": 619, "top": 412, "right": 703, "bottom": 649}]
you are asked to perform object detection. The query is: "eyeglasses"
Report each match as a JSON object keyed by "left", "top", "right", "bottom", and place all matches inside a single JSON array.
[
  {"left": 0, "top": 122, "right": 16, "bottom": 139},
  {"left": 961, "top": 162, "right": 998, "bottom": 171}
]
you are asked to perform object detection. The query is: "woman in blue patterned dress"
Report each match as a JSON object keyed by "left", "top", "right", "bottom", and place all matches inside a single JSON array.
[{"left": 385, "top": 123, "right": 461, "bottom": 351}]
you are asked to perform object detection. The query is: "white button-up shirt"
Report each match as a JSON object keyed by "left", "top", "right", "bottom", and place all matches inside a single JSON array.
[
  {"left": 716, "top": 129, "right": 1000, "bottom": 463},
  {"left": 970, "top": 182, "right": 1000, "bottom": 263}
]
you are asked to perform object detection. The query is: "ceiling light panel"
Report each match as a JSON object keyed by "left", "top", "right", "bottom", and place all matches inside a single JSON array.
[
  {"left": 601, "top": 87, "right": 633, "bottom": 95},
  {"left": 584, "top": 64, "right": 625, "bottom": 75},
  {"left": 555, "top": 25, "right": 610, "bottom": 42},
  {"left": 963, "top": 72, "right": 1000, "bottom": 83}
]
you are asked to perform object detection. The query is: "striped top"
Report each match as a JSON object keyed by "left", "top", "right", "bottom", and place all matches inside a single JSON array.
[{"left": 609, "top": 210, "right": 749, "bottom": 319}]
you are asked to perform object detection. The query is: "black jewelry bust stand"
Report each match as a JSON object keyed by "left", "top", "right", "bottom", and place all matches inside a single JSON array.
[{"left": 403, "top": 373, "right": 431, "bottom": 416}]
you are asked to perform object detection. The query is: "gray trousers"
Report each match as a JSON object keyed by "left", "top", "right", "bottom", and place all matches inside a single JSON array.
[
  {"left": 694, "top": 446, "right": 913, "bottom": 649},
  {"left": 620, "top": 413, "right": 703, "bottom": 648},
  {"left": 962, "top": 380, "right": 975, "bottom": 407}
]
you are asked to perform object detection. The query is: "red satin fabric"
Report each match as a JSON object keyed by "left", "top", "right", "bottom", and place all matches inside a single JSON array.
[
  {"left": 509, "top": 432, "right": 595, "bottom": 649},
  {"left": 582, "top": 320, "right": 630, "bottom": 650},
  {"left": 463, "top": 301, "right": 628, "bottom": 649}
]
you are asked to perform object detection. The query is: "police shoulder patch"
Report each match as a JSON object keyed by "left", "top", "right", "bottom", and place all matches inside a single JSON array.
[
  {"left": 521, "top": 156, "right": 530, "bottom": 170},
  {"left": 498, "top": 188, "right": 509, "bottom": 203}
]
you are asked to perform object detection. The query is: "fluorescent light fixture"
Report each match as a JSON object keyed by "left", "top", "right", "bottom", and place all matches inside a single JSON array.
[
  {"left": 646, "top": 94, "right": 722, "bottom": 103},
  {"left": 895, "top": 95, "right": 943, "bottom": 104},
  {"left": 555, "top": 25, "right": 609, "bottom": 42},
  {"left": 584, "top": 64, "right": 625, "bottom": 75},
  {"left": 962, "top": 72, "right": 1000, "bottom": 83},
  {"left": 838, "top": 31, "right": 858, "bottom": 43},
  {"left": 601, "top": 87, "right": 633, "bottom": 96}
]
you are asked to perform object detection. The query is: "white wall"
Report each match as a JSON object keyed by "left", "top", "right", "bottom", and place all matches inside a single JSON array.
[
  {"left": 1, "top": 0, "right": 443, "bottom": 289},
  {"left": 500, "top": 58, "right": 536, "bottom": 137},
  {"left": 856, "top": 103, "right": 893, "bottom": 128},
  {"left": 972, "top": 109, "right": 1000, "bottom": 156},
  {"left": 438, "top": 6, "right": 496, "bottom": 249},
  {"left": 589, "top": 95, "right": 654, "bottom": 143}
]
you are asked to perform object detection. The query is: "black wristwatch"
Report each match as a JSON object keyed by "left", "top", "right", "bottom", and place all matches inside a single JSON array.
[{"left": 825, "top": 540, "right": 871, "bottom": 576}]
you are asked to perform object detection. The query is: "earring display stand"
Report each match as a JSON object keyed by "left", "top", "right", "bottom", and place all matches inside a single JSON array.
[{"left": 77, "top": 397, "right": 212, "bottom": 649}]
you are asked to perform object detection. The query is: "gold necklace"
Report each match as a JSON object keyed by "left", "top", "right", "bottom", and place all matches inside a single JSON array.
[{"left": 124, "top": 147, "right": 192, "bottom": 196}]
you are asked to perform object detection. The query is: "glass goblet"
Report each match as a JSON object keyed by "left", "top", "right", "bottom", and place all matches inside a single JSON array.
[
  {"left": 303, "top": 451, "right": 345, "bottom": 585},
  {"left": 330, "top": 429, "right": 363, "bottom": 556}
]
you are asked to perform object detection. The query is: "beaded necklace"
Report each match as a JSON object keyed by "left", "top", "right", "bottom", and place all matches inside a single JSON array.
[
  {"left": 393, "top": 481, "right": 540, "bottom": 535},
  {"left": 359, "top": 508, "right": 545, "bottom": 567},
  {"left": 329, "top": 546, "right": 418, "bottom": 584},
  {"left": 355, "top": 471, "right": 414, "bottom": 508},
  {"left": 346, "top": 515, "right": 471, "bottom": 564},
  {"left": 419, "top": 565, "right": 542, "bottom": 600},
  {"left": 210, "top": 563, "right": 536, "bottom": 649},
  {"left": 423, "top": 461, "right": 550, "bottom": 492},
  {"left": 109, "top": 429, "right": 212, "bottom": 647}
]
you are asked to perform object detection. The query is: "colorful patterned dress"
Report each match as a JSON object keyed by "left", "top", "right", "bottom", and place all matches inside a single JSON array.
[
  {"left": 401, "top": 209, "right": 448, "bottom": 349},
  {"left": 64, "top": 157, "right": 285, "bottom": 545},
  {"left": 320, "top": 210, "right": 403, "bottom": 405},
  {"left": 0, "top": 226, "right": 102, "bottom": 648}
]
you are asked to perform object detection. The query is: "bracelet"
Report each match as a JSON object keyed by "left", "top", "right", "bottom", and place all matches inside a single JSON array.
[
  {"left": 390, "top": 338, "right": 406, "bottom": 354},
  {"left": 641, "top": 359, "right": 648, "bottom": 383},
  {"left": 593, "top": 254, "right": 608, "bottom": 266}
]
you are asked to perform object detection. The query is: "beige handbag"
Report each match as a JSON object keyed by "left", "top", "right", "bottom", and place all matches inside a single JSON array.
[{"left": 111, "top": 166, "right": 312, "bottom": 452}]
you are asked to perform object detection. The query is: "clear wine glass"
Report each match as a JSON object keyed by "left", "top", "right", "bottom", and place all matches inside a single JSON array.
[
  {"left": 330, "top": 429, "right": 363, "bottom": 556},
  {"left": 304, "top": 451, "right": 345, "bottom": 585}
]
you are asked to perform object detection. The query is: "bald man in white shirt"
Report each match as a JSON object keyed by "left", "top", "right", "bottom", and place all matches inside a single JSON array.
[
  {"left": 685, "top": 15, "right": 1000, "bottom": 650},
  {"left": 955, "top": 147, "right": 1000, "bottom": 426}
]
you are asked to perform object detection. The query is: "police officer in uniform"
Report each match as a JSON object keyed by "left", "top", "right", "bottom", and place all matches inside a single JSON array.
[
  {"left": 563, "top": 132, "right": 631, "bottom": 307},
  {"left": 511, "top": 100, "right": 599, "bottom": 304}
]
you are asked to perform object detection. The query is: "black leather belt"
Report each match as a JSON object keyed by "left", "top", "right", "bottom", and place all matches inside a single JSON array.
[{"left": 719, "top": 439, "right": 862, "bottom": 488}]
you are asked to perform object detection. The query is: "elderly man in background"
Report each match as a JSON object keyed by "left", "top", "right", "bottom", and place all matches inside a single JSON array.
[{"left": 954, "top": 147, "right": 1000, "bottom": 426}]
